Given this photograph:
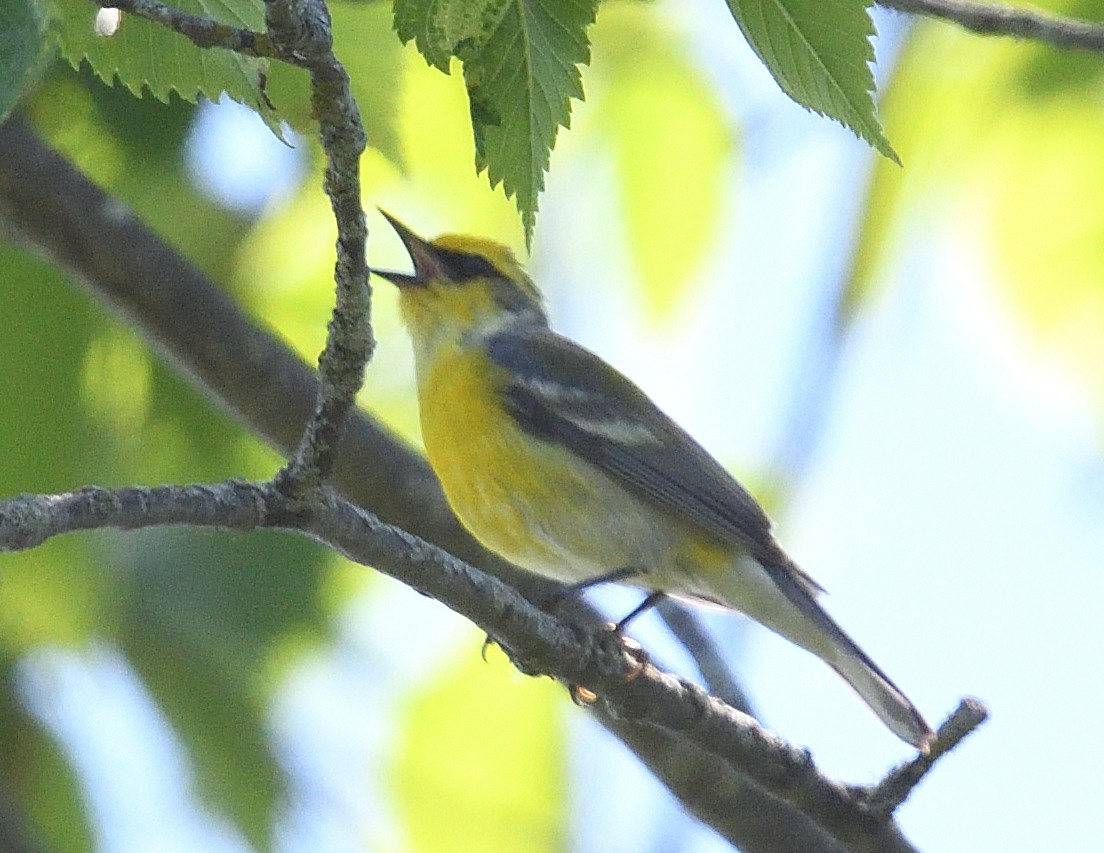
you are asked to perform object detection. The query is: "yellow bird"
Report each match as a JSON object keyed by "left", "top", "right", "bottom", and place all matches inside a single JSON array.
[{"left": 372, "top": 212, "right": 933, "bottom": 750}]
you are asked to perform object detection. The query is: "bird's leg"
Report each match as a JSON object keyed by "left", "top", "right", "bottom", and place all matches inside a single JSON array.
[
  {"left": 613, "top": 590, "right": 668, "bottom": 634},
  {"left": 552, "top": 568, "right": 664, "bottom": 672},
  {"left": 606, "top": 592, "right": 665, "bottom": 681},
  {"left": 483, "top": 567, "right": 644, "bottom": 664},
  {"left": 543, "top": 566, "right": 667, "bottom": 636},
  {"left": 541, "top": 566, "right": 642, "bottom": 611},
  {"left": 488, "top": 568, "right": 660, "bottom": 688}
]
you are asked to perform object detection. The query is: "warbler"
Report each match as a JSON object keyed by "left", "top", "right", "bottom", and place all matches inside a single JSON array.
[{"left": 372, "top": 212, "right": 934, "bottom": 750}]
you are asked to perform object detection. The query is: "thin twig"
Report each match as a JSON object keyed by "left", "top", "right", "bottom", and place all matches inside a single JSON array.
[
  {"left": 87, "top": 0, "right": 373, "bottom": 490},
  {"left": 867, "top": 697, "right": 990, "bottom": 813},
  {"left": 879, "top": 0, "right": 1104, "bottom": 52},
  {"left": 0, "top": 116, "right": 862, "bottom": 853},
  {"left": 262, "top": 0, "right": 371, "bottom": 489}
]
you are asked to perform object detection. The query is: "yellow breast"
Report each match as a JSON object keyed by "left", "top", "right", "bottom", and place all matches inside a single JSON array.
[
  {"left": 416, "top": 343, "right": 603, "bottom": 578},
  {"left": 417, "top": 345, "right": 510, "bottom": 495},
  {"left": 414, "top": 339, "right": 727, "bottom": 589}
]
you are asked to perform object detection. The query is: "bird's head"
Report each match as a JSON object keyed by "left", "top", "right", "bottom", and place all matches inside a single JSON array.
[{"left": 371, "top": 212, "right": 547, "bottom": 352}]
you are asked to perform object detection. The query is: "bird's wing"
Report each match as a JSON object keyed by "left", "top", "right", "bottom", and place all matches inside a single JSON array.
[{"left": 486, "top": 326, "right": 785, "bottom": 564}]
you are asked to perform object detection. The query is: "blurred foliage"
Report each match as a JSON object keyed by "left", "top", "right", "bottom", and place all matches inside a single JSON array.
[
  {"left": 0, "top": 679, "right": 91, "bottom": 853},
  {"left": 3, "top": 0, "right": 1104, "bottom": 850},
  {"left": 582, "top": 3, "right": 735, "bottom": 319},
  {"left": 852, "top": 0, "right": 1104, "bottom": 423},
  {"left": 0, "top": 0, "right": 50, "bottom": 123},
  {"left": 0, "top": 53, "right": 324, "bottom": 850},
  {"left": 393, "top": 650, "right": 564, "bottom": 853}
]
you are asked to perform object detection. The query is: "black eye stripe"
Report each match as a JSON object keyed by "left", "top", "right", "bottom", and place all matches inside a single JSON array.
[{"left": 437, "top": 248, "right": 502, "bottom": 282}]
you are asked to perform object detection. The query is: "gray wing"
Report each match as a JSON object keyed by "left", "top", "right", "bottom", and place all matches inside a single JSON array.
[
  {"left": 487, "top": 330, "right": 938, "bottom": 746},
  {"left": 486, "top": 325, "right": 782, "bottom": 562}
]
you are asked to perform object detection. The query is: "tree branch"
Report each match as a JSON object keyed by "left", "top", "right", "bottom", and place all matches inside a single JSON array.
[
  {"left": 868, "top": 698, "right": 989, "bottom": 814},
  {"left": 0, "top": 113, "right": 859, "bottom": 853},
  {"left": 0, "top": 483, "right": 984, "bottom": 852},
  {"left": 0, "top": 0, "right": 994, "bottom": 841},
  {"left": 260, "top": 0, "right": 371, "bottom": 489},
  {"left": 879, "top": 0, "right": 1104, "bottom": 52},
  {"left": 603, "top": 720, "right": 853, "bottom": 853}
]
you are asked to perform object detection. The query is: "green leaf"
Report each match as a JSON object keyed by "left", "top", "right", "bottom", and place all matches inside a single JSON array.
[
  {"left": 392, "top": 0, "right": 459, "bottom": 71},
  {"left": 725, "top": 0, "right": 896, "bottom": 161},
  {"left": 0, "top": 0, "right": 50, "bottom": 122},
  {"left": 52, "top": 0, "right": 281, "bottom": 132},
  {"left": 392, "top": 0, "right": 599, "bottom": 242},
  {"left": 393, "top": 649, "right": 565, "bottom": 852}
]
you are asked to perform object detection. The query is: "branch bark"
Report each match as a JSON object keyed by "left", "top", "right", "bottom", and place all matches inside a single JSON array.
[
  {"left": 0, "top": 0, "right": 1002, "bottom": 843},
  {"left": 88, "top": 0, "right": 272, "bottom": 57},
  {"left": 261, "top": 0, "right": 372, "bottom": 488},
  {"left": 878, "top": 0, "right": 1104, "bottom": 52},
  {"left": 0, "top": 112, "right": 860, "bottom": 852},
  {"left": 0, "top": 483, "right": 985, "bottom": 853}
]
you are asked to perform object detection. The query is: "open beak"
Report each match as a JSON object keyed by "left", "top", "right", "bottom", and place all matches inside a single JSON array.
[{"left": 370, "top": 210, "right": 445, "bottom": 287}]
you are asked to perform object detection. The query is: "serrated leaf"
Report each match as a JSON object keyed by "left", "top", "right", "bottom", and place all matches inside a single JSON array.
[
  {"left": 725, "top": 0, "right": 896, "bottom": 161},
  {"left": 393, "top": 0, "right": 505, "bottom": 72},
  {"left": 52, "top": 0, "right": 281, "bottom": 133},
  {"left": 0, "top": 0, "right": 50, "bottom": 122},
  {"left": 392, "top": 0, "right": 599, "bottom": 242}
]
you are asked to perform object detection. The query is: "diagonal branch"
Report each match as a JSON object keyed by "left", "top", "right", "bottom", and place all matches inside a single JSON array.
[
  {"left": 0, "top": 114, "right": 854, "bottom": 853},
  {"left": 0, "top": 483, "right": 984, "bottom": 852},
  {"left": 879, "top": 0, "right": 1104, "bottom": 52}
]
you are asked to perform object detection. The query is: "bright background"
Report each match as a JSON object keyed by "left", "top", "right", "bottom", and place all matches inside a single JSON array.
[{"left": 2, "top": 1, "right": 1102, "bottom": 852}]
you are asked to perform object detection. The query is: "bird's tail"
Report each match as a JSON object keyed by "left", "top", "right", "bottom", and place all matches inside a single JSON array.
[
  {"left": 707, "top": 557, "right": 934, "bottom": 751},
  {"left": 821, "top": 625, "right": 934, "bottom": 751}
]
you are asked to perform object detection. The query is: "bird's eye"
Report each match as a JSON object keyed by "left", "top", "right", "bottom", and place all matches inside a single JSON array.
[{"left": 438, "top": 249, "right": 501, "bottom": 282}]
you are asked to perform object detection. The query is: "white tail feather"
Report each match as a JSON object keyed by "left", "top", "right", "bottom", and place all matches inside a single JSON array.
[{"left": 702, "top": 557, "right": 934, "bottom": 750}]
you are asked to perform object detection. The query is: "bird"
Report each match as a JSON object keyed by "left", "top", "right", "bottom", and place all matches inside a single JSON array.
[{"left": 370, "top": 211, "right": 934, "bottom": 750}]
